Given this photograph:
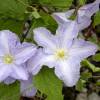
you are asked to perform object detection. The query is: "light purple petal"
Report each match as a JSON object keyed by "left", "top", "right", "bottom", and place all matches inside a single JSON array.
[
  {"left": 77, "top": 16, "right": 92, "bottom": 31},
  {"left": 0, "top": 64, "right": 12, "bottom": 82},
  {"left": 56, "top": 21, "right": 79, "bottom": 48},
  {"left": 15, "top": 43, "right": 37, "bottom": 64},
  {"left": 3, "top": 77, "right": 15, "bottom": 85},
  {"left": 95, "top": 0, "right": 100, "bottom": 3},
  {"left": 77, "top": 0, "right": 99, "bottom": 31},
  {"left": 43, "top": 55, "right": 56, "bottom": 68},
  {"left": 27, "top": 48, "right": 55, "bottom": 75},
  {"left": 33, "top": 27, "right": 57, "bottom": 51},
  {"left": 56, "top": 21, "right": 79, "bottom": 39},
  {"left": 20, "top": 75, "right": 37, "bottom": 97},
  {"left": 78, "top": 1, "right": 99, "bottom": 18},
  {"left": 27, "top": 49, "right": 44, "bottom": 75},
  {"left": 0, "top": 30, "right": 11, "bottom": 53},
  {"left": 69, "top": 39, "right": 98, "bottom": 61},
  {"left": 65, "top": 9, "right": 75, "bottom": 18},
  {"left": 11, "top": 64, "right": 28, "bottom": 80},
  {"left": 55, "top": 60, "right": 80, "bottom": 87},
  {"left": 0, "top": 30, "right": 19, "bottom": 54},
  {"left": 52, "top": 9, "right": 75, "bottom": 24}
]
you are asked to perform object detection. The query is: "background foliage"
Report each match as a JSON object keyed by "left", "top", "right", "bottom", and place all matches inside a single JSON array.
[{"left": 0, "top": 0, "right": 99, "bottom": 100}]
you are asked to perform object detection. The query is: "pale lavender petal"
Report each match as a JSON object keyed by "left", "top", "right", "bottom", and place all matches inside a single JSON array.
[
  {"left": 52, "top": 9, "right": 75, "bottom": 24},
  {"left": 27, "top": 49, "right": 44, "bottom": 75},
  {"left": 0, "top": 48, "right": 5, "bottom": 56},
  {"left": 33, "top": 27, "right": 57, "bottom": 51},
  {"left": 65, "top": 9, "right": 75, "bottom": 18},
  {"left": 0, "top": 30, "right": 19, "bottom": 54},
  {"left": 56, "top": 21, "right": 79, "bottom": 39},
  {"left": 12, "top": 42, "right": 35, "bottom": 54},
  {"left": 77, "top": 16, "right": 92, "bottom": 31},
  {"left": 15, "top": 44, "right": 37, "bottom": 64},
  {"left": 27, "top": 49, "right": 55, "bottom": 75},
  {"left": 11, "top": 64, "right": 28, "bottom": 80},
  {"left": 69, "top": 39, "right": 98, "bottom": 61},
  {"left": 52, "top": 12, "right": 69, "bottom": 24},
  {"left": 78, "top": 1, "right": 99, "bottom": 18},
  {"left": 20, "top": 75, "right": 37, "bottom": 97},
  {"left": 55, "top": 60, "right": 80, "bottom": 87},
  {"left": 77, "top": 1, "right": 99, "bottom": 31},
  {"left": 95, "top": 0, "right": 100, "bottom": 3},
  {"left": 43, "top": 55, "right": 56, "bottom": 68},
  {"left": 0, "top": 64, "right": 12, "bottom": 82},
  {"left": 3, "top": 77, "right": 15, "bottom": 85},
  {"left": 21, "top": 42, "right": 35, "bottom": 48},
  {"left": 56, "top": 21, "right": 79, "bottom": 48}
]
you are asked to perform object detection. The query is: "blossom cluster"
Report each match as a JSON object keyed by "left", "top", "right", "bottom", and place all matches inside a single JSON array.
[{"left": 0, "top": 0, "right": 99, "bottom": 97}]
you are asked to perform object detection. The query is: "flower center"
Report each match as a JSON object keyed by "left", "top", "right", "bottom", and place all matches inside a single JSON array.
[
  {"left": 55, "top": 49, "right": 65, "bottom": 59},
  {"left": 3, "top": 54, "right": 13, "bottom": 64}
]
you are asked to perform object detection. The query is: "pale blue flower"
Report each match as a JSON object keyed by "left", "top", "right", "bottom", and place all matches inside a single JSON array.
[
  {"left": 52, "top": 9, "right": 75, "bottom": 25},
  {"left": 78, "top": 0, "right": 100, "bottom": 18},
  {"left": 3, "top": 75, "right": 37, "bottom": 97},
  {"left": 3, "top": 77, "right": 15, "bottom": 85},
  {"left": 52, "top": 0, "right": 100, "bottom": 31},
  {"left": 20, "top": 74, "right": 37, "bottom": 97},
  {"left": 0, "top": 30, "right": 37, "bottom": 82},
  {"left": 31, "top": 21, "right": 97, "bottom": 86},
  {"left": 27, "top": 48, "right": 46, "bottom": 75}
]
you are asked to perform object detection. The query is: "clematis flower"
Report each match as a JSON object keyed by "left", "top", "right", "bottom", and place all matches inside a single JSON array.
[
  {"left": 20, "top": 74, "right": 37, "bottom": 97},
  {"left": 3, "top": 75, "right": 37, "bottom": 97},
  {"left": 52, "top": 9, "right": 75, "bottom": 25},
  {"left": 0, "top": 30, "right": 37, "bottom": 82},
  {"left": 77, "top": 0, "right": 100, "bottom": 30},
  {"left": 3, "top": 77, "right": 15, "bottom": 85},
  {"left": 31, "top": 21, "right": 97, "bottom": 86},
  {"left": 27, "top": 48, "right": 47, "bottom": 75},
  {"left": 78, "top": 0, "right": 100, "bottom": 18},
  {"left": 52, "top": 0, "right": 100, "bottom": 31}
]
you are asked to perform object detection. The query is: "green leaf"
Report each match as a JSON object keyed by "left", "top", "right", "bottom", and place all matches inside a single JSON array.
[
  {"left": 29, "top": 12, "right": 57, "bottom": 40},
  {"left": 0, "top": 82, "right": 20, "bottom": 100},
  {"left": 31, "top": 11, "right": 57, "bottom": 31},
  {"left": 28, "top": 18, "right": 46, "bottom": 38},
  {"left": 34, "top": 67, "right": 63, "bottom": 100},
  {"left": 92, "top": 53, "right": 100, "bottom": 62},
  {"left": 82, "top": 59, "right": 100, "bottom": 72},
  {"left": 96, "top": 80, "right": 100, "bottom": 86},
  {"left": 32, "top": 11, "right": 41, "bottom": 19},
  {"left": 69, "top": 14, "right": 76, "bottom": 20},
  {"left": 76, "top": 79, "right": 86, "bottom": 92},
  {"left": 39, "top": 0, "right": 73, "bottom": 8},
  {"left": 0, "top": 19, "right": 24, "bottom": 35},
  {"left": 76, "top": 71, "right": 92, "bottom": 92},
  {"left": 79, "top": 0, "right": 86, "bottom": 5},
  {"left": 94, "top": 11, "right": 100, "bottom": 26},
  {"left": 81, "top": 72, "right": 92, "bottom": 81},
  {"left": 28, "top": 0, "right": 39, "bottom": 4},
  {"left": 88, "top": 34, "right": 98, "bottom": 44},
  {"left": 0, "top": 0, "right": 28, "bottom": 20},
  {"left": 40, "top": 11, "right": 57, "bottom": 32}
]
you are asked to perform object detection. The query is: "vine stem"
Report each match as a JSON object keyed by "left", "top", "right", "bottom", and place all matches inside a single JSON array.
[
  {"left": 17, "top": 0, "right": 36, "bottom": 11},
  {"left": 92, "top": 75, "right": 100, "bottom": 78},
  {"left": 20, "top": 22, "right": 31, "bottom": 43}
]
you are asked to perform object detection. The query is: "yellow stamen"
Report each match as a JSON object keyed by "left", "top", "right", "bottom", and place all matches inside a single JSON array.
[
  {"left": 55, "top": 49, "right": 65, "bottom": 59},
  {"left": 3, "top": 55, "right": 13, "bottom": 64}
]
